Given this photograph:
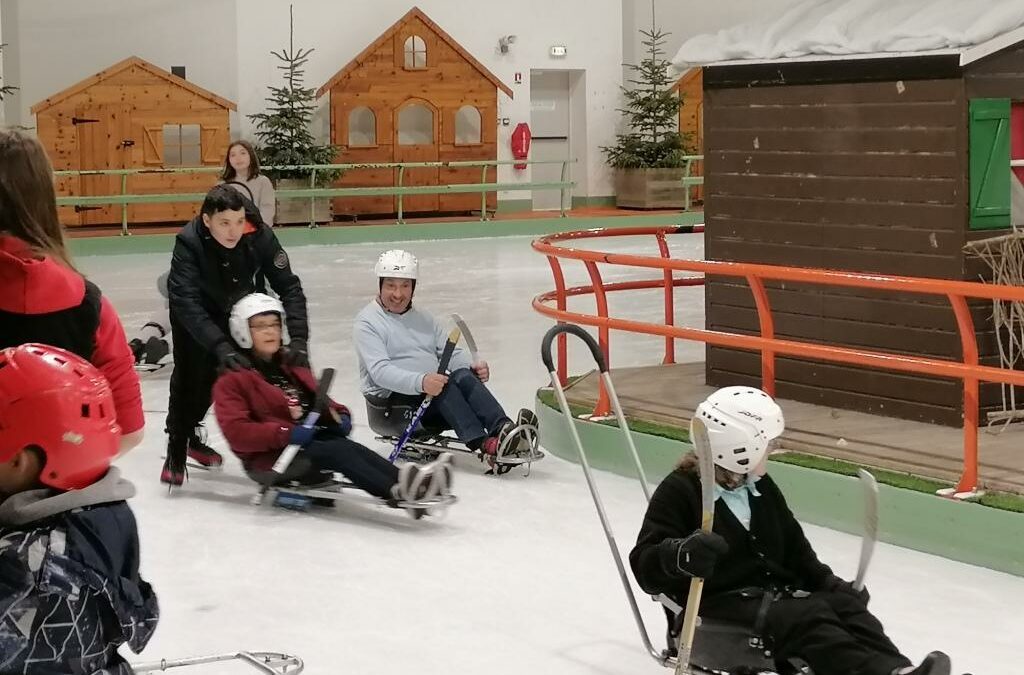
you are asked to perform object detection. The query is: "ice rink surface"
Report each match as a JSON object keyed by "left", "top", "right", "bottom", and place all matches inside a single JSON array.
[{"left": 80, "top": 234, "right": 1021, "bottom": 675}]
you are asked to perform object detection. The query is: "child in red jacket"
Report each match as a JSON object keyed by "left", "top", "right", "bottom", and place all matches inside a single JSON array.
[
  {"left": 212, "top": 293, "right": 452, "bottom": 513},
  {"left": 0, "top": 130, "right": 143, "bottom": 453}
]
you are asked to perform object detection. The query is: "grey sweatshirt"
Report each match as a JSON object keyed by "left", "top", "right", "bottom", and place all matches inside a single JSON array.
[
  {"left": 0, "top": 466, "right": 135, "bottom": 526},
  {"left": 224, "top": 174, "right": 276, "bottom": 226},
  {"left": 354, "top": 299, "right": 472, "bottom": 397}
]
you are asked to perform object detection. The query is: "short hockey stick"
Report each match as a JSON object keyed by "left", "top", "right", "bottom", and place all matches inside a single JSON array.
[
  {"left": 388, "top": 326, "right": 462, "bottom": 462},
  {"left": 252, "top": 368, "right": 335, "bottom": 504},
  {"left": 675, "top": 416, "right": 717, "bottom": 674},
  {"left": 853, "top": 468, "right": 879, "bottom": 591}
]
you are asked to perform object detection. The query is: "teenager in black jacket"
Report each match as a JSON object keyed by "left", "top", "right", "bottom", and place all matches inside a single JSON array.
[
  {"left": 630, "top": 387, "right": 951, "bottom": 675},
  {"left": 163, "top": 185, "right": 308, "bottom": 486}
]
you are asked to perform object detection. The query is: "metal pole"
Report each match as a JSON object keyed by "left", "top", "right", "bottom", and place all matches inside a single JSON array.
[
  {"left": 397, "top": 165, "right": 405, "bottom": 224},
  {"left": 120, "top": 173, "right": 129, "bottom": 236},
  {"left": 480, "top": 164, "right": 488, "bottom": 221},
  {"left": 308, "top": 167, "right": 317, "bottom": 229},
  {"left": 559, "top": 160, "right": 569, "bottom": 218}
]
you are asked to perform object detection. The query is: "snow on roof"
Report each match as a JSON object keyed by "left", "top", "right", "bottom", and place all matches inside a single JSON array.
[{"left": 671, "top": 0, "right": 1024, "bottom": 70}]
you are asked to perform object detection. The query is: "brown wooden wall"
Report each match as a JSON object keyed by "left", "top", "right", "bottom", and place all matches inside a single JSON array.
[
  {"left": 702, "top": 72, "right": 995, "bottom": 425},
  {"left": 327, "top": 14, "right": 499, "bottom": 217},
  {"left": 677, "top": 68, "right": 704, "bottom": 203},
  {"left": 35, "top": 63, "right": 229, "bottom": 227}
]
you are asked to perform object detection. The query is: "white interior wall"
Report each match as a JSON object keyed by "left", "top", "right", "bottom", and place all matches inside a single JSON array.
[
  {"left": 2, "top": 0, "right": 237, "bottom": 131},
  {"left": 1, "top": 0, "right": 626, "bottom": 199},
  {"left": 234, "top": 0, "right": 622, "bottom": 199}
]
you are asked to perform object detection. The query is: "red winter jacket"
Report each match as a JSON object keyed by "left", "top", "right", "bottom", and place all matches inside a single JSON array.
[
  {"left": 0, "top": 235, "right": 143, "bottom": 434},
  {"left": 212, "top": 363, "right": 351, "bottom": 472}
]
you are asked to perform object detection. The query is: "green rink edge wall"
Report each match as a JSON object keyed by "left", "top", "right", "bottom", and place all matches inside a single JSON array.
[
  {"left": 69, "top": 210, "right": 700, "bottom": 257},
  {"left": 535, "top": 394, "right": 1024, "bottom": 578}
]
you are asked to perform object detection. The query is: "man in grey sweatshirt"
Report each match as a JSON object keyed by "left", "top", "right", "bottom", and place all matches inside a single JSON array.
[{"left": 354, "top": 249, "right": 531, "bottom": 461}]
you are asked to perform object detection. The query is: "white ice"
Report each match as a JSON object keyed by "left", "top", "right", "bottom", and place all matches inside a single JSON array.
[{"left": 80, "top": 234, "right": 1021, "bottom": 675}]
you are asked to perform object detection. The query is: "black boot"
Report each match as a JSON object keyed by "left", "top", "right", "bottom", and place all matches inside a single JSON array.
[
  {"left": 161, "top": 436, "right": 187, "bottom": 487},
  {"left": 187, "top": 424, "right": 224, "bottom": 468},
  {"left": 895, "top": 652, "right": 951, "bottom": 675}
]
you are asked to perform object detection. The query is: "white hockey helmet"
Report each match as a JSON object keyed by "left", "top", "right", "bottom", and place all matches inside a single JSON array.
[
  {"left": 374, "top": 249, "right": 418, "bottom": 281},
  {"left": 229, "top": 293, "right": 289, "bottom": 349},
  {"left": 692, "top": 386, "right": 785, "bottom": 475}
]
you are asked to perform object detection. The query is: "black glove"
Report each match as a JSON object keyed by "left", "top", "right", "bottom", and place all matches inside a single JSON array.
[
  {"left": 823, "top": 574, "right": 870, "bottom": 604},
  {"left": 658, "top": 531, "right": 729, "bottom": 580},
  {"left": 215, "top": 343, "right": 252, "bottom": 372},
  {"left": 282, "top": 338, "right": 310, "bottom": 368}
]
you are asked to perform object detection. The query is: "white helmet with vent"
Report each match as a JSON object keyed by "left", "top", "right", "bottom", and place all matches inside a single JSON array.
[
  {"left": 374, "top": 249, "right": 418, "bottom": 280},
  {"left": 229, "top": 293, "right": 289, "bottom": 349},
  {"left": 692, "top": 386, "right": 785, "bottom": 475}
]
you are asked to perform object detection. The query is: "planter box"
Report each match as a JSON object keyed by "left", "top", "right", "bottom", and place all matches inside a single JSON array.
[
  {"left": 275, "top": 178, "right": 332, "bottom": 225},
  {"left": 614, "top": 167, "right": 688, "bottom": 209}
]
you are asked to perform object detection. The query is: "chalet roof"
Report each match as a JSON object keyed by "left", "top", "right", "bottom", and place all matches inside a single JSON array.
[
  {"left": 31, "top": 56, "right": 237, "bottom": 114},
  {"left": 316, "top": 6, "right": 513, "bottom": 99},
  {"left": 671, "top": 0, "right": 1024, "bottom": 70}
]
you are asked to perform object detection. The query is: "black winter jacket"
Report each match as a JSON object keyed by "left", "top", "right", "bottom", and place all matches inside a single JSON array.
[
  {"left": 167, "top": 202, "right": 307, "bottom": 353},
  {"left": 0, "top": 469, "right": 158, "bottom": 674},
  {"left": 630, "top": 469, "right": 834, "bottom": 612}
]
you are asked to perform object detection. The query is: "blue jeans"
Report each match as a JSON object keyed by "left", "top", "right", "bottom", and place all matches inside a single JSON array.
[{"left": 422, "top": 368, "right": 509, "bottom": 447}]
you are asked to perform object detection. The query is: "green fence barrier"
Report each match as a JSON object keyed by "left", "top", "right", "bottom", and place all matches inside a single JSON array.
[{"left": 55, "top": 159, "right": 577, "bottom": 234}]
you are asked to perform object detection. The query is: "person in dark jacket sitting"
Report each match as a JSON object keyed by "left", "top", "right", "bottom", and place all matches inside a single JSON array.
[
  {"left": 164, "top": 185, "right": 309, "bottom": 487},
  {"left": 212, "top": 294, "right": 452, "bottom": 517},
  {"left": 630, "top": 387, "right": 951, "bottom": 675},
  {"left": 0, "top": 343, "right": 159, "bottom": 674}
]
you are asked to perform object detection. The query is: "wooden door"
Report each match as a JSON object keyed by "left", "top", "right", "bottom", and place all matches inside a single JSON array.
[
  {"left": 75, "top": 104, "right": 130, "bottom": 226},
  {"left": 393, "top": 101, "right": 439, "bottom": 213}
]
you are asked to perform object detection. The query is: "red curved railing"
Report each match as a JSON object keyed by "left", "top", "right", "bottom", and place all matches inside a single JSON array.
[{"left": 532, "top": 225, "right": 1024, "bottom": 495}]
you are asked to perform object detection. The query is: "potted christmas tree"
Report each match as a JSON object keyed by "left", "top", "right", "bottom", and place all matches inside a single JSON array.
[
  {"left": 603, "top": 27, "right": 691, "bottom": 209},
  {"left": 248, "top": 5, "right": 339, "bottom": 224}
]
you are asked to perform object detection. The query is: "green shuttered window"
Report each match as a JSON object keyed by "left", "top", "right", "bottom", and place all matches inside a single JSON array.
[{"left": 969, "top": 98, "right": 1011, "bottom": 230}]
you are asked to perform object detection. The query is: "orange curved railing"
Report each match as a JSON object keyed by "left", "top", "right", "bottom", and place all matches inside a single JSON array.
[{"left": 532, "top": 225, "right": 1024, "bottom": 495}]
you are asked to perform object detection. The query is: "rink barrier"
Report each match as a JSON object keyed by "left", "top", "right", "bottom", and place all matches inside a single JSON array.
[
  {"left": 532, "top": 226, "right": 1024, "bottom": 496},
  {"left": 533, "top": 397, "right": 1024, "bottom": 577},
  {"left": 53, "top": 158, "right": 579, "bottom": 234}
]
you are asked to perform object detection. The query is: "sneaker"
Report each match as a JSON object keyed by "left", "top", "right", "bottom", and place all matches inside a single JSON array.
[
  {"left": 515, "top": 408, "right": 539, "bottom": 453},
  {"left": 160, "top": 456, "right": 186, "bottom": 487},
  {"left": 187, "top": 425, "right": 224, "bottom": 468},
  {"left": 397, "top": 463, "right": 430, "bottom": 502},
  {"left": 517, "top": 407, "right": 538, "bottom": 429},
  {"left": 425, "top": 452, "right": 454, "bottom": 496}
]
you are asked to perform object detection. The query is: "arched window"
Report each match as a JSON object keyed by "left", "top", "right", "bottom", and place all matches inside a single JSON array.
[
  {"left": 454, "top": 105, "right": 482, "bottom": 145},
  {"left": 398, "top": 104, "right": 434, "bottom": 145},
  {"left": 404, "top": 35, "right": 427, "bottom": 69},
  {"left": 347, "top": 107, "right": 376, "bottom": 147}
]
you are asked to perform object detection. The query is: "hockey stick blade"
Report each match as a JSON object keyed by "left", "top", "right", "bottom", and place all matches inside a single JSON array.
[
  {"left": 450, "top": 313, "right": 480, "bottom": 363},
  {"left": 267, "top": 368, "right": 336, "bottom": 480},
  {"left": 389, "top": 327, "right": 462, "bottom": 462},
  {"left": 676, "top": 416, "right": 717, "bottom": 673},
  {"left": 853, "top": 468, "right": 879, "bottom": 591}
]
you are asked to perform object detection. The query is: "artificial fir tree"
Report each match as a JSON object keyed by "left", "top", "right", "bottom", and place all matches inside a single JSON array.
[
  {"left": 248, "top": 5, "right": 338, "bottom": 184},
  {"left": 602, "top": 27, "right": 688, "bottom": 169}
]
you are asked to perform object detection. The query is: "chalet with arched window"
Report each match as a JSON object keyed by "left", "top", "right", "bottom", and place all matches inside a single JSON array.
[{"left": 317, "top": 6, "right": 512, "bottom": 216}]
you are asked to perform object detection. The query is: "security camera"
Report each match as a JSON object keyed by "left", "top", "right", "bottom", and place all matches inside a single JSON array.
[{"left": 499, "top": 35, "right": 517, "bottom": 54}]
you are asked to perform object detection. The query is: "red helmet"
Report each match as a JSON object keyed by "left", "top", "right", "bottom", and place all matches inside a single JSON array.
[{"left": 0, "top": 344, "right": 121, "bottom": 490}]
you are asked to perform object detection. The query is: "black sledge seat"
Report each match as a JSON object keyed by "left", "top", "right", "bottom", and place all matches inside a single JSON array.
[
  {"left": 666, "top": 617, "right": 811, "bottom": 674},
  {"left": 364, "top": 393, "right": 449, "bottom": 438}
]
